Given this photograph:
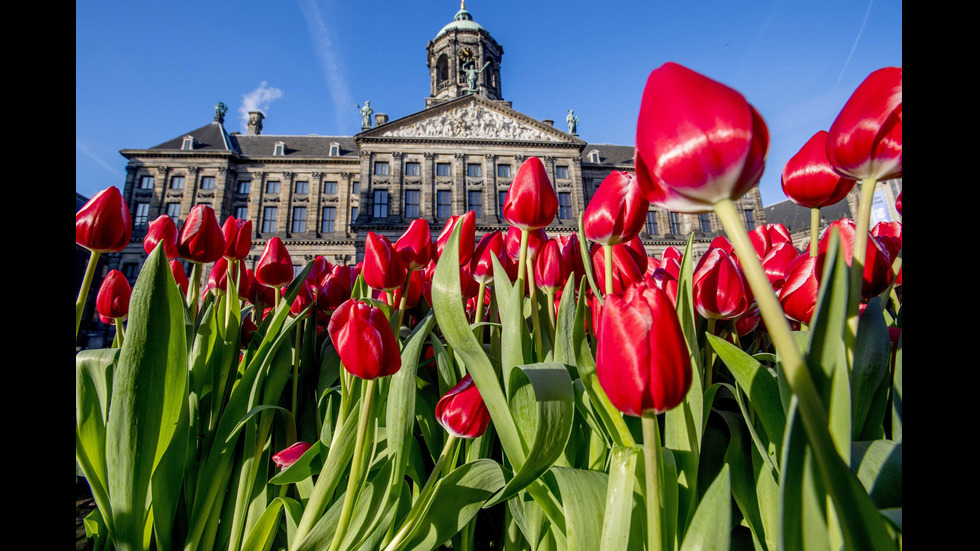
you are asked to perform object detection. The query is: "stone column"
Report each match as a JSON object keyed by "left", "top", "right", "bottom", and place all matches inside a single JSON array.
[
  {"left": 454, "top": 152, "right": 466, "bottom": 216},
  {"left": 282, "top": 171, "right": 294, "bottom": 234},
  {"left": 423, "top": 152, "right": 435, "bottom": 220},
  {"left": 392, "top": 151, "right": 404, "bottom": 220}
]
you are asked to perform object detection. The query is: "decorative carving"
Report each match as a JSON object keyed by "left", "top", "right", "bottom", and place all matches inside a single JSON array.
[
  {"left": 454, "top": 152, "right": 466, "bottom": 160},
  {"left": 404, "top": 179, "right": 423, "bottom": 186},
  {"left": 484, "top": 153, "right": 495, "bottom": 161},
  {"left": 263, "top": 197, "right": 281, "bottom": 203},
  {"left": 513, "top": 154, "right": 526, "bottom": 163},
  {"left": 340, "top": 172, "right": 353, "bottom": 179},
  {"left": 187, "top": 166, "right": 199, "bottom": 174},
  {"left": 312, "top": 172, "right": 322, "bottom": 179},
  {"left": 392, "top": 151, "right": 403, "bottom": 159},
  {"left": 197, "top": 192, "right": 216, "bottom": 199},
  {"left": 165, "top": 191, "right": 184, "bottom": 199},
  {"left": 380, "top": 103, "right": 562, "bottom": 141},
  {"left": 373, "top": 179, "right": 390, "bottom": 186},
  {"left": 283, "top": 171, "right": 293, "bottom": 179},
  {"left": 294, "top": 196, "right": 309, "bottom": 203},
  {"left": 253, "top": 171, "right": 265, "bottom": 178},
  {"left": 557, "top": 181, "right": 573, "bottom": 188},
  {"left": 359, "top": 150, "right": 371, "bottom": 157},
  {"left": 155, "top": 166, "right": 169, "bottom": 175},
  {"left": 423, "top": 152, "right": 435, "bottom": 159},
  {"left": 322, "top": 196, "right": 339, "bottom": 203},
  {"left": 436, "top": 180, "right": 454, "bottom": 187},
  {"left": 544, "top": 156, "right": 555, "bottom": 163},
  {"left": 135, "top": 189, "right": 154, "bottom": 198},
  {"left": 467, "top": 180, "right": 483, "bottom": 186}
]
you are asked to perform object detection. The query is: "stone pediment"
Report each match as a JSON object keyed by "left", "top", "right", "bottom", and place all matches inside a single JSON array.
[{"left": 361, "top": 95, "right": 581, "bottom": 144}]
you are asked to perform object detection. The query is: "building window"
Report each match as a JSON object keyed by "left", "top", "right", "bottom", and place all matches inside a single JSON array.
[
  {"left": 134, "top": 202, "right": 150, "bottom": 227},
  {"left": 556, "top": 166, "right": 569, "bottom": 179},
  {"left": 468, "top": 191, "right": 482, "bottom": 218},
  {"left": 170, "top": 176, "right": 185, "bottom": 190},
  {"left": 437, "top": 190, "right": 452, "bottom": 218},
  {"left": 558, "top": 192, "right": 572, "bottom": 219},
  {"left": 262, "top": 207, "right": 278, "bottom": 233},
  {"left": 467, "top": 163, "right": 481, "bottom": 178},
  {"left": 589, "top": 150, "right": 601, "bottom": 163},
  {"left": 497, "top": 164, "right": 511, "bottom": 178},
  {"left": 266, "top": 181, "right": 280, "bottom": 194},
  {"left": 234, "top": 206, "right": 248, "bottom": 220},
  {"left": 139, "top": 175, "right": 154, "bottom": 190},
  {"left": 350, "top": 207, "right": 358, "bottom": 224},
  {"left": 323, "top": 181, "right": 338, "bottom": 194},
  {"left": 669, "top": 212, "right": 681, "bottom": 235},
  {"left": 181, "top": 136, "right": 195, "bottom": 150},
  {"left": 699, "top": 213, "right": 711, "bottom": 233},
  {"left": 405, "top": 190, "right": 421, "bottom": 218},
  {"left": 236, "top": 180, "right": 251, "bottom": 194},
  {"left": 166, "top": 202, "right": 181, "bottom": 222},
  {"left": 373, "top": 190, "right": 389, "bottom": 218},
  {"left": 374, "top": 162, "right": 389, "bottom": 176},
  {"left": 329, "top": 142, "right": 341, "bottom": 156},
  {"left": 352, "top": 182, "right": 360, "bottom": 194},
  {"left": 646, "top": 211, "right": 659, "bottom": 235},
  {"left": 436, "top": 163, "right": 451, "bottom": 177},
  {"left": 122, "top": 262, "right": 140, "bottom": 282},
  {"left": 321, "top": 207, "right": 336, "bottom": 233},
  {"left": 200, "top": 176, "right": 215, "bottom": 190},
  {"left": 295, "top": 181, "right": 309, "bottom": 194},
  {"left": 744, "top": 209, "right": 755, "bottom": 231},
  {"left": 293, "top": 265, "right": 303, "bottom": 278},
  {"left": 405, "top": 162, "right": 421, "bottom": 176},
  {"left": 499, "top": 190, "right": 508, "bottom": 215},
  {"left": 292, "top": 207, "right": 307, "bottom": 233},
  {"left": 274, "top": 142, "right": 285, "bottom": 156}
]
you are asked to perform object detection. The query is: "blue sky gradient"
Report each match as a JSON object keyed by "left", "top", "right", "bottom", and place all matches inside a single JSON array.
[{"left": 76, "top": 1, "right": 902, "bottom": 206}]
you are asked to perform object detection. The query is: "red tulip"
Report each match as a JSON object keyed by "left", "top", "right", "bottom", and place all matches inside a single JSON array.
[
  {"left": 318, "top": 271, "right": 353, "bottom": 313},
  {"left": 748, "top": 223, "right": 794, "bottom": 260},
  {"left": 364, "top": 232, "right": 408, "bottom": 291},
  {"left": 96, "top": 270, "right": 132, "bottom": 320},
  {"left": 592, "top": 238, "right": 648, "bottom": 295},
  {"left": 534, "top": 238, "right": 567, "bottom": 293},
  {"left": 761, "top": 242, "right": 798, "bottom": 293},
  {"left": 502, "top": 157, "right": 558, "bottom": 230},
  {"left": 222, "top": 216, "right": 253, "bottom": 260},
  {"left": 817, "top": 219, "right": 893, "bottom": 299},
  {"left": 505, "top": 225, "right": 547, "bottom": 264},
  {"left": 435, "top": 212, "right": 476, "bottom": 266},
  {"left": 735, "top": 308, "right": 761, "bottom": 337},
  {"left": 76, "top": 186, "right": 133, "bottom": 253},
  {"left": 693, "top": 248, "right": 752, "bottom": 320},
  {"left": 827, "top": 67, "right": 902, "bottom": 181},
  {"left": 779, "top": 254, "right": 819, "bottom": 325},
  {"left": 289, "top": 281, "right": 316, "bottom": 318},
  {"left": 435, "top": 374, "right": 492, "bottom": 438},
  {"left": 178, "top": 204, "right": 225, "bottom": 264},
  {"left": 471, "top": 231, "right": 505, "bottom": 285},
  {"left": 144, "top": 215, "right": 179, "bottom": 259},
  {"left": 895, "top": 191, "right": 902, "bottom": 215},
  {"left": 272, "top": 442, "right": 313, "bottom": 469},
  {"left": 328, "top": 298, "right": 401, "bottom": 379},
  {"left": 170, "top": 259, "right": 189, "bottom": 296},
  {"left": 871, "top": 221, "right": 902, "bottom": 286},
  {"left": 556, "top": 233, "right": 586, "bottom": 287},
  {"left": 307, "top": 256, "right": 332, "bottom": 287},
  {"left": 596, "top": 282, "right": 692, "bottom": 416},
  {"left": 583, "top": 171, "right": 649, "bottom": 245},
  {"left": 781, "top": 131, "right": 857, "bottom": 208},
  {"left": 661, "top": 246, "right": 683, "bottom": 266},
  {"left": 255, "top": 237, "right": 294, "bottom": 289},
  {"left": 649, "top": 266, "right": 678, "bottom": 306},
  {"left": 395, "top": 219, "right": 432, "bottom": 271},
  {"left": 208, "top": 257, "right": 231, "bottom": 294},
  {"left": 709, "top": 236, "right": 735, "bottom": 256},
  {"left": 240, "top": 316, "right": 258, "bottom": 348},
  {"left": 635, "top": 62, "right": 769, "bottom": 213}
]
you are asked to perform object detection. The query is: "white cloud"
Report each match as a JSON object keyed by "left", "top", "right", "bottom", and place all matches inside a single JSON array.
[
  {"left": 76, "top": 138, "right": 124, "bottom": 177},
  {"left": 239, "top": 81, "right": 284, "bottom": 131},
  {"left": 298, "top": 0, "right": 353, "bottom": 132}
]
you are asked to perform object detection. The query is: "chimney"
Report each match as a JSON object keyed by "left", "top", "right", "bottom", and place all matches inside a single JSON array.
[
  {"left": 542, "top": 119, "right": 554, "bottom": 126},
  {"left": 374, "top": 113, "right": 389, "bottom": 126},
  {"left": 247, "top": 111, "right": 265, "bottom": 136}
]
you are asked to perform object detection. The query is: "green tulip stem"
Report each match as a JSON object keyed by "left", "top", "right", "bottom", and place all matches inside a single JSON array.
[
  {"left": 603, "top": 244, "right": 614, "bottom": 297},
  {"left": 526, "top": 255, "right": 545, "bottom": 358},
  {"left": 545, "top": 288, "right": 557, "bottom": 337},
  {"left": 114, "top": 318, "right": 126, "bottom": 348},
  {"left": 517, "top": 229, "right": 529, "bottom": 286},
  {"left": 810, "top": 207, "right": 821, "bottom": 257},
  {"left": 273, "top": 285, "right": 281, "bottom": 311},
  {"left": 474, "top": 280, "right": 487, "bottom": 341},
  {"left": 642, "top": 413, "right": 663, "bottom": 551},
  {"left": 395, "top": 270, "right": 413, "bottom": 335},
  {"left": 704, "top": 318, "right": 716, "bottom": 388},
  {"left": 292, "top": 322, "right": 303, "bottom": 422},
  {"left": 847, "top": 177, "right": 879, "bottom": 368},
  {"left": 188, "top": 262, "right": 203, "bottom": 318},
  {"left": 76, "top": 250, "right": 101, "bottom": 338},
  {"left": 383, "top": 434, "right": 458, "bottom": 551},
  {"left": 328, "top": 377, "right": 378, "bottom": 551}
]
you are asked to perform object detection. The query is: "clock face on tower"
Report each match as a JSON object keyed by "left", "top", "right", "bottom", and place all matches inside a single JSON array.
[{"left": 459, "top": 47, "right": 475, "bottom": 68}]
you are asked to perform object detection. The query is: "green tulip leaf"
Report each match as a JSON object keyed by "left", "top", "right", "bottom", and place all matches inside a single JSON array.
[
  {"left": 550, "top": 467, "right": 609, "bottom": 551},
  {"left": 852, "top": 299, "right": 891, "bottom": 440},
  {"left": 850, "top": 440, "right": 902, "bottom": 510},
  {"left": 718, "top": 410, "right": 774, "bottom": 551},
  {"left": 241, "top": 497, "right": 292, "bottom": 551},
  {"left": 76, "top": 348, "right": 118, "bottom": 535},
  {"left": 891, "top": 330, "right": 902, "bottom": 442},
  {"left": 600, "top": 446, "right": 639, "bottom": 551},
  {"left": 679, "top": 464, "right": 731, "bottom": 551}
]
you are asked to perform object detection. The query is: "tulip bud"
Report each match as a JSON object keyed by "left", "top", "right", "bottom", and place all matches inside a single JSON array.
[
  {"left": 255, "top": 237, "right": 294, "bottom": 289},
  {"left": 635, "top": 62, "right": 769, "bottom": 213},
  {"left": 364, "top": 232, "right": 408, "bottom": 291},
  {"left": 596, "top": 283, "right": 692, "bottom": 416},
  {"left": 502, "top": 157, "right": 558, "bottom": 230},
  {"left": 591, "top": 237, "right": 648, "bottom": 295},
  {"left": 208, "top": 257, "right": 231, "bottom": 294},
  {"left": 781, "top": 131, "right": 857, "bottom": 209},
  {"left": 395, "top": 219, "right": 432, "bottom": 271},
  {"left": 76, "top": 186, "right": 133, "bottom": 253},
  {"left": 327, "top": 298, "right": 401, "bottom": 379},
  {"left": 779, "top": 254, "right": 819, "bottom": 325},
  {"left": 827, "top": 67, "right": 902, "bottom": 181},
  {"left": 289, "top": 281, "right": 316, "bottom": 318},
  {"left": 583, "top": 170, "right": 649, "bottom": 245},
  {"left": 693, "top": 248, "right": 752, "bottom": 320},
  {"left": 178, "top": 204, "right": 225, "bottom": 264},
  {"left": 435, "top": 374, "right": 491, "bottom": 438},
  {"left": 272, "top": 442, "right": 313, "bottom": 469},
  {"left": 221, "top": 216, "right": 253, "bottom": 260},
  {"left": 871, "top": 221, "right": 902, "bottom": 286},
  {"left": 556, "top": 233, "right": 586, "bottom": 287},
  {"left": 534, "top": 238, "right": 566, "bottom": 293},
  {"left": 471, "top": 230, "right": 505, "bottom": 285},
  {"left": 144, "top": 215, "right": 179, "bottom": 259},
  {"left": 96, "top": 270, "right": 132, "bottom": 320}
]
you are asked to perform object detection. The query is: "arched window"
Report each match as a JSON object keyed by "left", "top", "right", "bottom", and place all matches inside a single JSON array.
[{"left": 436, "top": 54, "right": 449, "bottom": 86}]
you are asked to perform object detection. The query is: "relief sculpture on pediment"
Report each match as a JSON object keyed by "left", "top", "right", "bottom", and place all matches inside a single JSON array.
[{"left": 380, "top": 104, "right": 561, "bottom": 142}]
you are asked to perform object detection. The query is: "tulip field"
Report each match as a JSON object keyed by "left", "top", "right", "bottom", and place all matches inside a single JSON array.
[{"left": 76, "top": 64, "right": 901, "bottom": 550}]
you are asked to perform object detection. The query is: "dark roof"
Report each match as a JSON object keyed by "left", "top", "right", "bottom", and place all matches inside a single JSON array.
[
  {"left": 764, "top": 199, "right": 852, "bottom": 234},
  {"left": 76, "top": 192, "right": 90, "bottom": 212},
  {"left": 151, "top": 121, "right": 236, "bottom": 152},
  {"left": 232, "top": 135, "right": 359, "bottom": 158},
  {"left": 582, "top": 144, "right": 634, "bottom": 166}
]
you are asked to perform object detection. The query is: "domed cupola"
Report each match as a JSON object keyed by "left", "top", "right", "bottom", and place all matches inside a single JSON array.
[{"left": 425, "top": 1, "right": 504, "bottom": 108}]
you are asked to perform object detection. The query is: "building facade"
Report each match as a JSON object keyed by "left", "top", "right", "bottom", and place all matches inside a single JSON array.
[{"left": 113, "top": 4, "right": 767, "bottom": 279}]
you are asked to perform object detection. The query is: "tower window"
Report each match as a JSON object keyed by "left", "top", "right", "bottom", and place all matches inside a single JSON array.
[
  {"left": 295, "top": 181, "right": 309, "bottom": 194},
  {"left": 262, "top": 207, "right": 278, "bottom": 233},
  {"left": 699, "top": 213, "right": 711, "bottom": 233}
]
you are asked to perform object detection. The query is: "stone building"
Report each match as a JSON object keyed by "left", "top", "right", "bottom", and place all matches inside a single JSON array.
[{"left": 113, "top": 3, "right": 767, "bottom": 280}]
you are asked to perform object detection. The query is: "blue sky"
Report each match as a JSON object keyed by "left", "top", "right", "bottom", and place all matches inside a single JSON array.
[{"left": 76, "top": 0, "right": 902, "bottom": 206}]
